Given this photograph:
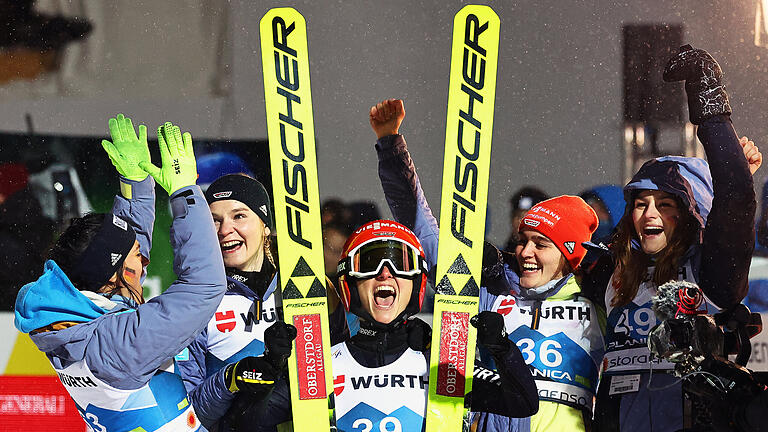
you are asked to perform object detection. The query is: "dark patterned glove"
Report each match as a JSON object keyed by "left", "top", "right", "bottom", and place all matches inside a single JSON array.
[{"left": 663, "top": 44, "right": 731, "bottom": 124}]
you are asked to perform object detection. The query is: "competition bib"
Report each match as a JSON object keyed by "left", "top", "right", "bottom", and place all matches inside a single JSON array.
[
  {"left": 604, "top": 262, "right": 697, "bottom": 373},
  {"left": 55, "top": 359, "right": 199, "bottom": 432},
  {"left": 205, "top": 292, "right": 280, "bottom": 375},
  {"left": 332, "top": 342, "right": 428, "bottom": 432},
  {"left": 494, "top": 291, "right": 603, "bottom": 412}
]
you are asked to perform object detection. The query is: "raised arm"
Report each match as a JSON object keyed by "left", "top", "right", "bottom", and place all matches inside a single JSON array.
[
  {"left": 85, "top": 122, "right": 227, "bottom": 389},
  {"left": 372, "top": 99, "right": 439, "bottom": 270},
  {"left": 664, "top": 45, "right": 756, "bottom": 308}
]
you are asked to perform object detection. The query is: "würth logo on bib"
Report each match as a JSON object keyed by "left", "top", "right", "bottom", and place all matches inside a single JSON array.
[
  {"left": 496, "top": 298, "right": 517, "bottom": 316},
  {"left": 215, "top": 310, "right": 236, "bottom": 333},
  {"left": 333, "top": 375, "right": 345, "bottom": 396},
  {"left": 294, "top": 314, "right": 327, "bottom": 399}
]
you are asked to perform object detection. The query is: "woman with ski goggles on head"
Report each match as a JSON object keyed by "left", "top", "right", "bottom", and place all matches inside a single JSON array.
[
  {"left": 583, "top": 46, "right": 760, "bottom": 432},
  {"left": 247, "top": 219, "right": 538, "bottom": 431},
  {"left": 177, "top": 173, "right": 350, "bottom": 431},
  {"left": 14, "top": 115, "right": 227, "bottom": 432},
  {"left": 371, "top": 98, "right": 603, "bottom": 431}
]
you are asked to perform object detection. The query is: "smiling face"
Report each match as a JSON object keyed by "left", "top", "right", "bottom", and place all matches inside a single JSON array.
[
  {"left": 631, "top": 190, "right": 681, "bottom": 255},
  {"left": 515, "top": 230, "right": 568, "bottom": 289},
  {"left": 356, "top": 265, "right": 414, "bottom": 324},
  {"left": 210, "top": 199, "right": 271, "bottom": 271}
]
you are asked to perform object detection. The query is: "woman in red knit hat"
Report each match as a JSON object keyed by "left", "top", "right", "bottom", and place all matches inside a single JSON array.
[{"left": 474, "top": 195, "right": 605, "bottom": 431}]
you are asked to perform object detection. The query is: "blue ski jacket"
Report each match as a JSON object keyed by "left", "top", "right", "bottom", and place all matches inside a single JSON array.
[{"left": 14, "top": 176, "right": 228, "bottom": 432}]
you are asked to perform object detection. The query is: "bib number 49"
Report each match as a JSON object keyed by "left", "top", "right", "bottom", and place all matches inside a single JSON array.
[{"left": 615, "top": 308, "right": 654, "bottom": 336}]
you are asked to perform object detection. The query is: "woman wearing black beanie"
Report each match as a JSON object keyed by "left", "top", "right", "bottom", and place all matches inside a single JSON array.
[{"left": 180, "top": 173, "right": 348, "bottom": 431}]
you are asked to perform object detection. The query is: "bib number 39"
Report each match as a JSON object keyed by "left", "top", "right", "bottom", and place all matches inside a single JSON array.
[
  {"left": 516, "top": 338, "right": 563, "bottom": 368},
  {"left": 353, "top": 416, "right": 403, "bottom": 432}
]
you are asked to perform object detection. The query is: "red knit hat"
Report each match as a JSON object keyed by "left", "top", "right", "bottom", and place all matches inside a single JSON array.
[
  {"left": 0, "top": 163, "right": 28, "bottom": 199},
  {"left": 518, "top": 195, "right": 598, "bottom": 269}
]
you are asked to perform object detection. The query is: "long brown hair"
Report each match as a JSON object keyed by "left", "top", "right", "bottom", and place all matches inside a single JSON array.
[{"left": 610, "top": 196, "right": 699, "bottom": 308}]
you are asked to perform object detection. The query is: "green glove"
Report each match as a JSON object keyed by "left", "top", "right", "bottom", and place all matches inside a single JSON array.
[
  {"left": 138, "top": 122, "right": 198, "bottom": 195},
  {"left": 101, "top": 113, "right": 150, "bottom": 181}
]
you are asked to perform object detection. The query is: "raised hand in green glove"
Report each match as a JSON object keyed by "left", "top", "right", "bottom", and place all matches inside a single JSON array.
[
  {"left": 138, "top": 122, "right": 198, "bottom": 195},
  {"left": 101, "top": 113, "right": 150, "bottom": 181}
]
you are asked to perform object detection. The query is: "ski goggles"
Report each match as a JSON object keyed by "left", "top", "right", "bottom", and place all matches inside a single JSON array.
[{"left": 339, "top": 238, "right": 425, "bottom": 279}]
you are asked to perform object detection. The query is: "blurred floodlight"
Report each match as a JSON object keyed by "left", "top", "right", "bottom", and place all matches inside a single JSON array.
[
  {"left": 624, "top": 125, "right": 634, "bottom": 144},
  {"left": 635, "top": 125, "right": 645, "bottom": 148}
]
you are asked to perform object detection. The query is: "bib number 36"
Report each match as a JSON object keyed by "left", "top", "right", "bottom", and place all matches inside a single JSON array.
[{"left": 516, "top": 338, "right": 563, "bottom": 368}]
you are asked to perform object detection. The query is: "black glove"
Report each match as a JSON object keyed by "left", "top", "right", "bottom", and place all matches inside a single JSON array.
[
  {"left": 481, "top": 242, "right": 505, "bottom": 291},
  {"left": 405, "top": 317, "right": 432, "bottom": 352},
  {"left": 263, "top": 320, "right": 298, "bottom": 368},
  {"left": 224, "top": 321, "right": 297, "bottom": 394},
  {"left": 663, "top": 44, "right": 731, "bottom": 125},
  {"left": 471, "top": 311, "right": 510, "bottom": 356},
  {"left": 224, "top": 356, "right": 279, "bottom": 395}
]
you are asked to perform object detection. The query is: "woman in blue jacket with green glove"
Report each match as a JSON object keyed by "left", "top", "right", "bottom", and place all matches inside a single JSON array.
[{"left": 14, "top": 115, "right": 227, "bottom": 432}]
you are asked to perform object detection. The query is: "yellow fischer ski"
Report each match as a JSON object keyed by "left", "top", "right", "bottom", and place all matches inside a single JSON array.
[
  {"left": 426, "top": 5, "right": 500, "bottom": 432},
  {"left": 260, "top": 8, "right": 332, "bottom": 432}
]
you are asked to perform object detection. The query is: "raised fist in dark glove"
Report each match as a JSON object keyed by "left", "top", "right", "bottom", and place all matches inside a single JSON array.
[
  {"left": 663, "top": 44, "right": 731, "bottom": 125},
  {"left": 405, "top": 317, "right": 432, "bottom": 352},
  {"left": 481, "top": 241, "right": 504, "bottom": 289},
  {"left": 263, "top": 321, "right": 298, "bottom": 368},
  {"left": 224, "top": 356, "right": 279, "bottom": 395},
  {"left": 471, "top": 311, "right": 510, "bottom": 357}
]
